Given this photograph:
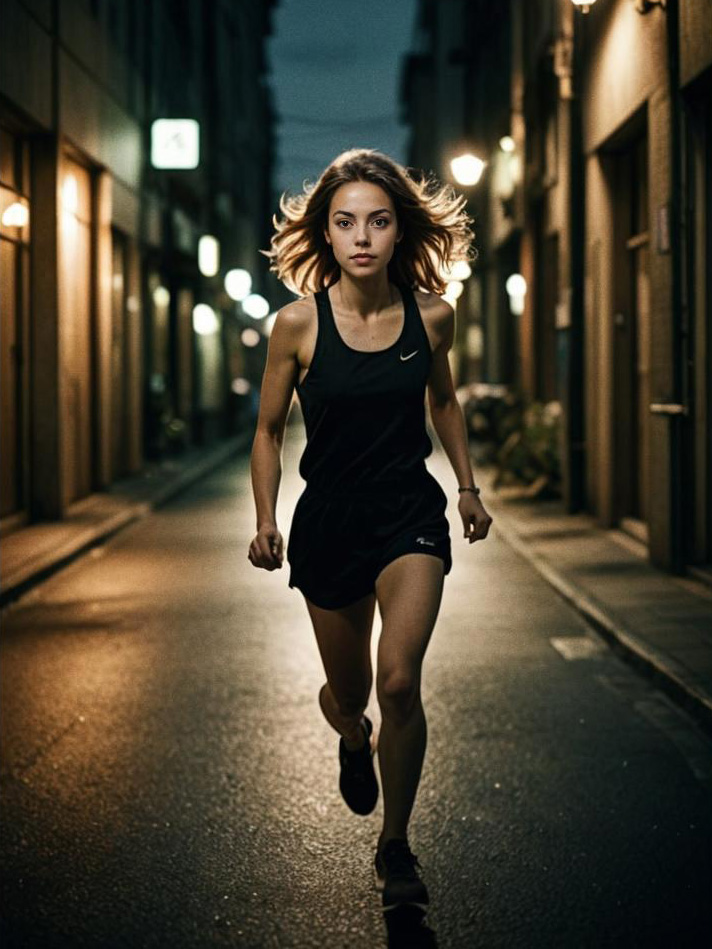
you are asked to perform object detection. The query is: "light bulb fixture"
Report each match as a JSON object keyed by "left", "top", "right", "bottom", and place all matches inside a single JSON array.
[
  {"left": 570, "top": 0, "right": 598, "bottom": 11},
  {"left": 1, "top": 202, "right": 29, "bottom": 227},
  {"left": 506, "top": 273, "right": 527, "bottom": 316},
  {"left": 450, "top": 153, "right": 486, "bottom": 187}
]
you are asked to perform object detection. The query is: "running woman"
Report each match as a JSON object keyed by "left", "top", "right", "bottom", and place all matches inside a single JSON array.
[{"left": 248, "top": 149, "right": 492, "bottom": 913}]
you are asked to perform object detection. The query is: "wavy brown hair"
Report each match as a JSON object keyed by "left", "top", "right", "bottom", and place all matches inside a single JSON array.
[{"left": 261, "top": 148, "right": 476, "bottom": 297}]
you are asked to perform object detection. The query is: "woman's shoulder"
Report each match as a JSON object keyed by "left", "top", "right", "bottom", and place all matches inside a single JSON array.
[
  {"left": 273, "top": 294, "right": 318, "bottom": 337},
  {"left": 413, "top": 289, "right": 455, "bottom": 326}
]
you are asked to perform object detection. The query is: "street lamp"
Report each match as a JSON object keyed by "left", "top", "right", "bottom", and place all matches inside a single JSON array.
[
  {"left": 450, "top": 153, "right": 486, "bottom": 187},
  {"left": 1, "top": 201, "right": 29, "bottom": 227},
  {"left": 506, "top": 273, "right": 527, "bottom": 316}
]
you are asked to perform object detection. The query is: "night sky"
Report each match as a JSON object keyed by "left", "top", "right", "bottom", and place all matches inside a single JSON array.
[{"left": 266, "top": 0, "right": 418, "bottom": 198}]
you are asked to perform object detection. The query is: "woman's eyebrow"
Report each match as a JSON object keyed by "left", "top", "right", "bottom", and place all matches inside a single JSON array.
[{"left": 332, "top": 208, "right": 391, "bottom": 218}]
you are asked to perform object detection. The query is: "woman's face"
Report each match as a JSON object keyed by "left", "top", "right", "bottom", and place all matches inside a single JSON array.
[{"left": 324, "top": 180, "right": 401, "bottom": 278}]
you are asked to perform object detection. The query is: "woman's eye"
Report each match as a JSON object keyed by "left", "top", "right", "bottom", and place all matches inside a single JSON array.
[{"left": 336, "top": 217, "right": 390, "bottom": 231}]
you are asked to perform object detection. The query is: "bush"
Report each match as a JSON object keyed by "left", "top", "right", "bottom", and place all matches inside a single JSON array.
[
  {"left": 493, "top": 400, "right": 562, "bottom": 497},
  {"left": 459, "top": 383, "right": 524, "bottom": 463}
]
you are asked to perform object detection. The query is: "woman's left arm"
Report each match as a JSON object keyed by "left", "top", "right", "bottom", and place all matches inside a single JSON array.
[{"left": 426, "top": 298, "right": 493, "bottom": 544}]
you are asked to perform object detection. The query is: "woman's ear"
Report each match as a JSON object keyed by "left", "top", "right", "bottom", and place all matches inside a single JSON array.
[{"left": 323, "top": 229, "right": 331, "bottom": 246}]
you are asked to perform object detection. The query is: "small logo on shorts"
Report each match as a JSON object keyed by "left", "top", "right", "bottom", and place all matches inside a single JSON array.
[{"left": 416, "top": 536, "right": 436, "bottom": 547}]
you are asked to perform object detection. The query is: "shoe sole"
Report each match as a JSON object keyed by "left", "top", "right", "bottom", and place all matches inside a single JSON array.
[
  {"left": 374, "top": 865, "right": 428, "bottom": 911},
  {"left": 383, "top": 901, "right": 429, "bottom": 914},
  {"left": 373, "top": 866, "right": 429, "bottom": 913}
]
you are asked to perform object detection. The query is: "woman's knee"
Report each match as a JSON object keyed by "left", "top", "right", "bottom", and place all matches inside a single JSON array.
[{"left": 377, "top": 669, "right": 420, "bottom": 724}]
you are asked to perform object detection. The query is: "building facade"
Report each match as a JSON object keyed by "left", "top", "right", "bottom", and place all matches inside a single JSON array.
[
  {"left": 0, "top": 0, "right": 278, "bottom": 535},
  {"left": 401, "top": 0, "right": 712, "bottom": 579}
]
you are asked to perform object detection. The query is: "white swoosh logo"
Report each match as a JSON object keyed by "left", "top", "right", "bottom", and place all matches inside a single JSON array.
[{"left": 400, "top": 350, "right": 418, "bottom": 361}]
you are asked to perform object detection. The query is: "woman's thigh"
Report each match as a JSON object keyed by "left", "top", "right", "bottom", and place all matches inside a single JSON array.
[
  {"left": 374, "top": 553, "right": 445, "bottom": 688},
  {"left": 305, "top": 592, "right": 377, "bottom": 702}
]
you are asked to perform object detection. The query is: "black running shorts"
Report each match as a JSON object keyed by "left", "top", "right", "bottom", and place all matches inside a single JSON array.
[{"left": 287, "top": 472, "right": 452, "bottom": 610}]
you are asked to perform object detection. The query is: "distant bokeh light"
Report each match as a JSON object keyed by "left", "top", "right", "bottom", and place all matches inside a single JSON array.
[
  {"left": 242, "top": 293, "right": 270, "bottom": 319},
  {"left": 193, "top": 303, "right": 220, "bottom": 335},
  {"left": 225, "top": 268, "right": 252, "bottom": 301},
  {"left": 241, "top": 327, "right": 261, "bottom": 348}
]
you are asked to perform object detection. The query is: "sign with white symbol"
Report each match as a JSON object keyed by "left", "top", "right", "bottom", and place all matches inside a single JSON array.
[{"left": 151, "top": 119, "right": 200, "bottom": 170}]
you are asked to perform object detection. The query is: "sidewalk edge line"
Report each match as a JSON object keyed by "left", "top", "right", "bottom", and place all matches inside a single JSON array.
[
  {"left": 0, "top": 433, "right": 253, "bottom": 610},
  {"left": 490, "top": 507, "right": 712, "bottom": 737}
]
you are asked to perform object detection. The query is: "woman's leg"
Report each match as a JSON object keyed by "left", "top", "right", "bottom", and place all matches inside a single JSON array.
[
  {"left": 373, "top": 553, "right": 445, "bottom": 847},
  {"left": 305, "top": 592, "right": 377, "bottom": 750}
]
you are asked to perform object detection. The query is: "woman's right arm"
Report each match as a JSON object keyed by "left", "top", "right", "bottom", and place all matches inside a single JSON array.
[{"left": 248, "top": 302, "right": 303, "bottom": 571}]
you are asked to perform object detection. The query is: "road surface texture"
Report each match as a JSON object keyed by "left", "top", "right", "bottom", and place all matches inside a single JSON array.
[{"left": 2, "top": 428, "right": 711, "bottom": 948}]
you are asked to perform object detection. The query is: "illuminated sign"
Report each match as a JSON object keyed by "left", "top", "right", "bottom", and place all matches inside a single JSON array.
[{"left": 151, "top": 119, "right": 200, "bottom": 170}]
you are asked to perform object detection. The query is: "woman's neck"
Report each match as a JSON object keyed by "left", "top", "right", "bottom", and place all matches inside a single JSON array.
[{"left": 334, "top": 272, "right": 394, "bottom": 318}]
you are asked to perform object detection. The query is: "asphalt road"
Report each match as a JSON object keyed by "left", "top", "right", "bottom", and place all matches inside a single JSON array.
[{"left": 2, "top": 431, "right": 711, "bottom": 948}]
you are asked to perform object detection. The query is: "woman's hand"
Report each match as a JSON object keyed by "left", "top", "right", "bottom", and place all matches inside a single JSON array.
[
  {"left": 458, "top": 492, "right": 493, "bottom": 544},
  {"left": 248, "top": 524, "right": 284, "bottom": 570}
]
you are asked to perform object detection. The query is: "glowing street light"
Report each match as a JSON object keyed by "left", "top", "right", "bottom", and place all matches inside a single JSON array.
[
  {"left": 198, "top": 235, "right": 220, "bottom": 277},
  {"left": 506, "top": 273, "right": 527, "bottom": 316},
  {"left": 61, "top": 175, "right": 79, "bottom": 214},
  {"left": 152, "top": 285, "right": 170, "bottom": 309},
  {"left": 450, "top": 153, "right": 486, "bottom": 187},
  {"left": 242, "top": 293, "right": 270, "bottom": 319},
  {"left": 192, "top": 303, "right": 219, "bottom": 335},
  {"left": 1, "top": 202, "right": 29, "bottom": 227},
  {"left": 443, "top": 260, "right": 472, "bottom": 282},
  {"left": 224, "top": 268, "right": 252, "bottom": 302}
]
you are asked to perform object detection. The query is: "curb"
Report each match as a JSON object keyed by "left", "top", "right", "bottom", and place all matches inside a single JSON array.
[
  {"left": 0, "top": 431, "right": 254, "bottom": 610},
  {"left": 490, "top": 503, "right": 712, "bottom": 738}
]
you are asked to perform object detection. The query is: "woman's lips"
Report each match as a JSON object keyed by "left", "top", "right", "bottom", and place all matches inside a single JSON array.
[{"left": 352, "top": 255, "right": 375, "bottom": 263}]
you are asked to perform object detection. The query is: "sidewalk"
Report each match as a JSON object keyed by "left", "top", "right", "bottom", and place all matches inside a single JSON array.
[
  {"left": 0, "top": 430, "right": 254, "bottom": 609},
  {"left": 480, "top": 473, "right": 712, "bottom": 736}
]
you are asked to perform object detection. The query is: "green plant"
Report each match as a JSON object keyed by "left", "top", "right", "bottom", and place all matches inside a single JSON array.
[{"left": 493, "top": 400, "right": 562, "bottom": 497}]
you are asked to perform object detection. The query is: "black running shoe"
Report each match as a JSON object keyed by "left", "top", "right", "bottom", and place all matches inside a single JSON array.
[
  {"left": 338, "top": 716, "right": 378, "bottom": 815},
  {"left": 374, "top": 838, "right": 429, "bottom": 912}
]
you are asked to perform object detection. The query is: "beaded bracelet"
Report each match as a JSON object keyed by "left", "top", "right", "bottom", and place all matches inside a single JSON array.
[{"left": 458, "top": 486, "right": 480, "bottom": 495}]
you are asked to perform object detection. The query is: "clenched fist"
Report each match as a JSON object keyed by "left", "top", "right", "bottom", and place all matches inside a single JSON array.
[{"left": 248, "top": 524, "right": 284, "bottom": 570}]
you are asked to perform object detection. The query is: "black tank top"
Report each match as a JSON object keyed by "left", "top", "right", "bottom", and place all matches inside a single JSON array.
[{"left": 294, "top": 282, "right": 434, "bottom": 495}]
